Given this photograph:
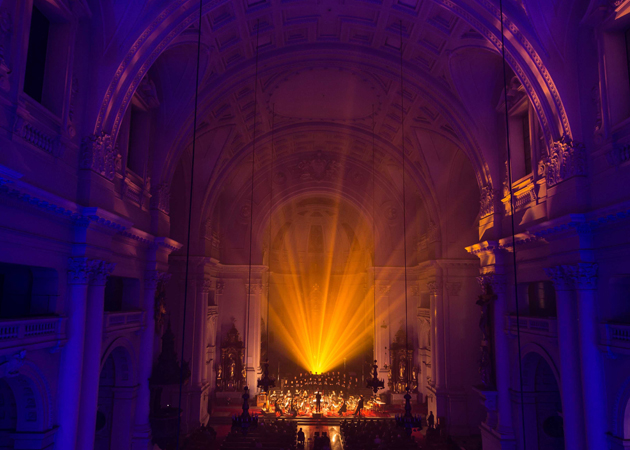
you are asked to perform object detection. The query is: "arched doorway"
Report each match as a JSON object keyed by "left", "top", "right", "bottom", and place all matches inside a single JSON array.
[
  {"left": 521, "top": 351, "right": 565, "bottom": 450},
  {"left": 95, "top": 345, "right": 136, "bottom": 450},
  {"left": 0, "top": 379, "right": 16, "bottom": 449}
]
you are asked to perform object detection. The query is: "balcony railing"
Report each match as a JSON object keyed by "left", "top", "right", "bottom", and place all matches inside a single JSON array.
[
  {"left": 599, "top": 323, "right": 630, "bottom": 353},
  {"left": 103, "top": 310, "right": 145, "bottom": 338},
  {"left": 0, "top": 316, "right": 67, "bottom": 352},
  {"left": 506, "top": 315, "right": 557, "bottom": 338}
]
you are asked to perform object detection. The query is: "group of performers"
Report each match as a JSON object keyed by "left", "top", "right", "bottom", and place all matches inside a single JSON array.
[
  {"left": 263, "top": 389, "right": 372, "bottom": 417},
  {"left": 283, "top": 371, "right": 362, "bottom": 392}
]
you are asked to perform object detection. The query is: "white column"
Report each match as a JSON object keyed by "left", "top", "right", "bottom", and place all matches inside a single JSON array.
[
  {"left": 110, "top": 387, "right": 138, "bottom": 450},
  {"left": 55, "top": 257, "right": 91, "bottom": 450},
  {"left": 132, "top": 270, "right": 170, "bottom": 450},
  {"left": 246, "top": 282, "right": 263, "bottom": 390},
  {"left": 427, "top": 279, "right": 444, "bottom": 389},
  {"left": 544, "top": 266, "right": 586, "bottom": 450},
  {"left": 77, "top": 260, "right": 115, "bottom": 450},
  {"left": 207, "top": 306, "right": 219, "bottom": 390},
  {"left": 572, "top": 263, "right": 607, "bottom": 450},
  {"left": 478, "top": 273, "right": 514, "bottom": 438},
  {"left": 375, "top": 283, "right": 390, "bottom": 388}
]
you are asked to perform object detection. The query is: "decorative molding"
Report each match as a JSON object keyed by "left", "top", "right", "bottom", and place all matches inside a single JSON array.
[
  {"left": 571, "top": 263, "right": 598, "bottom": 291},
  {"left": 479, "top": 184, "right": 494, "bottom": 218},
  {"left": 606, "top": 143, "right": 630, "bottom": 167},
  {"left": 80, "top": 133, "right": 119, "bottom": 181},
  {"left": 245, "top": 282, "right": 263, "bottom": 295},
  {"left": 445, "top": 282, "right": 462, "bottom": 296},
  {"left": 427, "top": 280, "right": 442, "bottom": 296},
  {"left": 151, "top": 182, "right": 171, "bottom": 214},
  {"left": 13, "top": 115, "right": 63, "bottom": 157},
  {"left": 145, "top": 270, "right": 171, "bottom": 290},
  {"left": 0, "top": 351, "right": 26, "bottom": 378},
  {"left": 203, "top": 277, "right": 213, "bottom": 293},
  {"left": 89, "top": 260, "right": 116, "bottom": 286},
  {"left": 295, "top": 151, "right": 339, "bottom": 182},
  {"left": 67, "top": 257, "right": 90, "bottom": 285},
  {"left": 121, "top": 174, "right": 151, "bottom": 209},
  {"left": 545, "top": 263, "right": 598, "bottom": 291},
  {"left": 545, "top": 135, "right": 586, "bottom": 187},
  {"left": 544, "top": 266, "right": 573, "bottom": 291},
  {"left": 476, "top": 273, "right": 506, "bottom": 295},
  {"left": 215, "top": 279, "right": 225, "bottom": 295}
]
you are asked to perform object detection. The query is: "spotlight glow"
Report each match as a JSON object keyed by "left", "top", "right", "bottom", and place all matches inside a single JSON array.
[{"left": 268, "top": 198, "right": 375, "bottom": 373}]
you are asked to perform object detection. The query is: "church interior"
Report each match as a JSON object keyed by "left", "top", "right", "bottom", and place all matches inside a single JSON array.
[{"left": 0, "top": 0, "right": 630, "bottom": 449}]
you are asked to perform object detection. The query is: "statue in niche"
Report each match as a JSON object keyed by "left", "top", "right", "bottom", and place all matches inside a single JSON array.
[{"left": 217, "top": 325, "right": 245, "bottom": 392}]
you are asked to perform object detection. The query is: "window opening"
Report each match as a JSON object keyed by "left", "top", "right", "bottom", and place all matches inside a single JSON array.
[{"left": 24, "top": 6, "right": 50, "bottom": 103}]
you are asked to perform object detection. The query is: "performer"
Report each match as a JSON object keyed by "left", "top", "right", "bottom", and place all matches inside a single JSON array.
[
  {"left": 315, "top": 391, "right": 322, "bottom": 413},
  {"left": 274, "top": 398, "right": 283, "bottom": 416},
  {"left": 354, "top": 395, "right": 364, "bottom": 417},
  {"left": 337, "top": 397, "right": 347, "bottom": 416}
]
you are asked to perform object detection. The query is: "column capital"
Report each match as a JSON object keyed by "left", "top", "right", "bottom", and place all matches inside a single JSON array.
[
  {"left": 245, "top": 282, "right": 263, "bottom": 295},
  {"left": 89, "top": 260, "right": 116, "bottom": 286},
  {"left": 68, "top": 257, "right": 90, "bottom": 285},
  {"left": 202, "top": 277, "right": 213, "bottom": 293},
  {"left": 545, "top": 263, "right": 598, "bottom": 291},
  {"left": 477, "top": 273, "right": 506, "bottom": 295},
  {"left": 145, "top": 270, "right": 171, "bottom": 290},
  {"left": 544, "top": 265, "right": 574, "bottom": 291},
  {"left": 215, "top": 279, "right": 225, "bottom": 294},
  {"left": 427, "top": 279, "right": 442, "bottom": 295},
  {"left": 571, "top": 262, "right": 598, "bottom": 290}
]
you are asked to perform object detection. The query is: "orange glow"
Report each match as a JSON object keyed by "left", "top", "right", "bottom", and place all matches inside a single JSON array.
[{"left": 267, "top": 198, "right": 375, "bottom": 374}]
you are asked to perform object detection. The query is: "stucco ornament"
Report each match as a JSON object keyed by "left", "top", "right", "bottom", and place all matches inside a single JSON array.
[
  {"left": 479, "top": 184, "right": 494, "bottom": 218},
  {"left": 297, "top": 151, "right": 339, "bottom": 182},
  {"left": 80, "top": 133, "right": 119, "bottom": 181},
  {"left": 545, "top": 135, "right": 586, "bottom": 187},
  {"left": 0, "top": 350, "right": 26, "bottom": 377}
]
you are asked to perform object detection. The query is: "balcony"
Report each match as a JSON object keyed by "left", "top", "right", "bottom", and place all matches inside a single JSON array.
[
  {"left": 103, "top": 310, "right": 145, "bottom": 339},
  {"left": 0, "top": 316, "right": 67, "bottom": 353},
  {"left": 506, "top": 315, "right": 557, "bottom": 338},
  {"left": 599, "top": 323, "right": 630, "bottom": 355}
]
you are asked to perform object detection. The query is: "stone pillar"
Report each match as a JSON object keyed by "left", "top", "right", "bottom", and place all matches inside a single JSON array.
[
  {"left": 416, "top": 307, "right": 431, "bottom": 402},
  {"left": 190, "top": 277, "right": 210, "bottom": 387},
  {"left": 197, "top": 277, "right": 212, "bottom": 385},
  {"left": 375, "top": 283, "right": 391, "bottom": 388},
  {"left": 572, "top": 263, "right": 607, "bottom": 450},
  {"left": 77, "top": 260, "right": 115, "bottom": 450},
  {"left": 544, "top": 266, "right": 587, "bottom": 450},
  {"left": 245, "top": 282, "right": 263, "bottom": 390},
  {"left": 55, "top": 257, "right": 92, "bottom": 450},
  {"left": 111, "top": 386, "right": 138, "bottom": 450},
  {"left": 132, "top": 270, "right": 170, "bottom": 450},
  {"left": 478, "top": 273, "right": 515, "bottom": 441},
  {"left": 207, "top": 305, "right": 219, "bottom": 390},
  {"left": 427, "top": 279, "right": 444, "bottom": 389}
]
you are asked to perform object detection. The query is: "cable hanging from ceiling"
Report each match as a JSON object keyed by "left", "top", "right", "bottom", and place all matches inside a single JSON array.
[
  {"left": 394, "top": 20, "right": 422, "bottom": 435},
  {"left": 498, "top": 0, "right": 527, "bottom": 447},
  {"left": 366, "top": 104, "right": 385, "bottom": 396},
  {"left": 176, "top": 0, "right": 204, "bottom": 447},
  {"left": 257, "top": 103, "right": 276, "bottom": 393}
]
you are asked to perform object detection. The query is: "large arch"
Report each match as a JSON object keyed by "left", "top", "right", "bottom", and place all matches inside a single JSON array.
[{"left": 91, "top": 0, "right": 572, "bottom": 150}]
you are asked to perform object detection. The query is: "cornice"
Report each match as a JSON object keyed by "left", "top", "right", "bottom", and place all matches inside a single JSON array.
[{"left": 0, "top": 165, "right": 183, "bottom": 251}]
